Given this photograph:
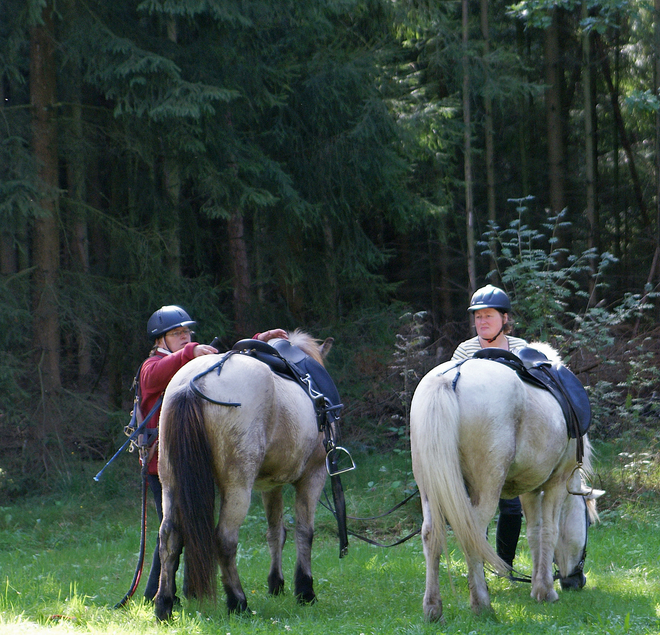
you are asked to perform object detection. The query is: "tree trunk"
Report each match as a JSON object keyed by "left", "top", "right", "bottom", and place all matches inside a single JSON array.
[
  {"left": 0, "top": 80, "right": 16, "bottom": 274},
  {"left": 62, "top": 0, "right": 92, "bottom": 379},
  {"left": 323, "top": 216, "right": 338, "bottom": 321},
  {"left": 481, "top": 0, "right": 497, "bottom": 279},
  {"left": 516, "top": 23, "right": 530, "bottom": 197},
  {"left": 463, "top": 0, "right": 476, "bottom": 296},
  {"left": 595, "top": 34, "right": 651, "bottom": 229},
  {"left": 228, "top": 210, "right": 251, "bottom": 336},
  {"left": 163, "top": 15, "right": 181, "bottom": 277},
  {"left": 544, "top": 8, "right": 566, "bottom": 216},
  {"left": 66, "top": 98, "right": 93, "bottom": 378},
  {"left": 656, "top": 0, "right": 660, "bottom": 293},
  {"left": 582, "top": 1, "right": 598, "bottom": 300},
  {"left": 612, "top": 24, "right": 622, "bottom": 262},
  {"left": 30, "top": 3, "right": 61, "bottom": 396}
]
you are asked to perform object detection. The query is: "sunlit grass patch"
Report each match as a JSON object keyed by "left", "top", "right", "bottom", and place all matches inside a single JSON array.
[{"left": 1, "top": 444, "right": 660, "bottom": 633}]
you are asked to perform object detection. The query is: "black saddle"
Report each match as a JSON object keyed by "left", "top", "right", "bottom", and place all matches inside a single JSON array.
[
  {"left": 231, "top": 338, "right": 342, "bottom": 422},
  {"left": 472, "top": 347, "right": 591, "bottom": 441}
]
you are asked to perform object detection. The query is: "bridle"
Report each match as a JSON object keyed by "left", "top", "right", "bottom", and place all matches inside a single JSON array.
[{"left": 553, "top": 493, "right": 589, "bottom": 583}]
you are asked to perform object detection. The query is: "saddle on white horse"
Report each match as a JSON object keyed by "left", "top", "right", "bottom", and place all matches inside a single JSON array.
[{"left": 472, "top": 346, "right": 591, "bottom": 442}]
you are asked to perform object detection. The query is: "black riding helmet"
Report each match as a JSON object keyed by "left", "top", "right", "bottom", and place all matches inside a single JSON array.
[
  {"left": 147, "top": 305, "right": 196, "bottom": 341},
  {"left": 468, "top": 285, "right": 512, "bottom": 313}
]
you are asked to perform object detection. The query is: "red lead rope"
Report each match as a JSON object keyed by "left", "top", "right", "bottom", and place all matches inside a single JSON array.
[{"left": 115, "top": 472, "right": 149, "bottom": 608}]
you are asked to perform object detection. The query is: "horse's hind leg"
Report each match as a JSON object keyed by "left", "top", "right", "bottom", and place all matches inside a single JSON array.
[
  {"left": 420, "top": 494, "right": 443, "bottom": 622},
  {"left": 466, "top": 487, "right": 501, "bottom": 614},
  {"left": 262, "top": 488, "right": 286, "bottom": 595},
  {"left": 154, "top": 494, "right": 183, "bottom": 621},
  {"left": 292, "top": 468, "right": 326, "bottom": 604},
  {"left": 216, "top": 487, "right": 252, "bottom": 613}
]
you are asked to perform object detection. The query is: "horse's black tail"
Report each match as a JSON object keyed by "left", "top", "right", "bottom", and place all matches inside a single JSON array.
[{"left": 161, "top": 384, "right": 218, "bottom": 600}]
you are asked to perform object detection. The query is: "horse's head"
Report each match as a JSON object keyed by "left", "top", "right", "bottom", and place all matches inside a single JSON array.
[
  {"left": 280, "top": 329, "right": 333, "bottom": 366},
  {"left": 554, "top": 486, "right": 605, "bottom": 590}
]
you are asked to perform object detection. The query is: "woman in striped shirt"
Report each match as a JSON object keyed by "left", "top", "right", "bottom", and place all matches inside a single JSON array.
[{"left": 451, "top": 285, "right": 527, "bottom": 573}]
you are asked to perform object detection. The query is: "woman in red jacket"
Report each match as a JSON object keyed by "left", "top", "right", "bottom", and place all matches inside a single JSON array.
[{"left": 139, "top": 304, "right": 286, "bottom": 601}]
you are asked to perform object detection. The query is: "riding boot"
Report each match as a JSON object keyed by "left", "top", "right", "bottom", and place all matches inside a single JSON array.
[
  {"left": 144, "top": 474, "right": 165, "bottom": 602},
  {"left": 496, "top": 511, "right": 522, "bottom": 568}
]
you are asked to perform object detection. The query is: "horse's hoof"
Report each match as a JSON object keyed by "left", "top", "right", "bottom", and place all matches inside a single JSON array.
[
  {"left": 154, "top": 597, "right": 174, "bottom": 622},
  {"left": 227, "top": 597, "right": 249, "bottom": 614},
  {"left": 423, "top": 603, "right": 444, "bottom": 623},
  {"left": 532, "top": 588, "right": 559, "bottom": 603},
  {"left": 295, "top": 591, "right": 317, "bottom": 605},
  {"left": 294, "top": 569, "right": 315, "bottom": 604},
  {"left": 471, "top": 603, "right": 495, "bottom": 616},
  {"left": 268, "top": 573, "right": 285, "bottom": 596}
]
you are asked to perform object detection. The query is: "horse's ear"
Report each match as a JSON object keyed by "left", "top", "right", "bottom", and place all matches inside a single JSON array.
[
  {"left": 587, "top": 488, "right": 605, "bottom": 501},
  {"left": 320, "top": 337, "right": 334, "bottom": 359}
]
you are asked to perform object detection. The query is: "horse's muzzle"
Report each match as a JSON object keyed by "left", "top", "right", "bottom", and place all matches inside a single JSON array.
[{"left": 559, "top": 571, "right": 586, "bottom": 590}]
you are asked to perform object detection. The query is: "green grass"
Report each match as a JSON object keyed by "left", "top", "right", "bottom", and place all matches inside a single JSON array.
[{"left": 1, "top": 442, "right": 660, "bottom": 634}]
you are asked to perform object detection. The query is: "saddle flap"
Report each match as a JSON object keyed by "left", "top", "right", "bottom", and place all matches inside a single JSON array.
[
  {"left": 553, "top": 364, "right": 592, "bottom": 436},
  {"left": 527, "top": 364, "right": 591, "bottom": 438}
]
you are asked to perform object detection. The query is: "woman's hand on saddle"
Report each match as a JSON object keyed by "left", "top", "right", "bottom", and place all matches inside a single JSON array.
[
  {"left": 256, "top": 329, "right": 288, "bottom": 342},
  {"left": 194, "top": 344, "right": 218, "bottom": 357}
]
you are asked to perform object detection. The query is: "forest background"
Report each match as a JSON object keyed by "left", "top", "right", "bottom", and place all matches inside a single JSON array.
[{"left": 1, "top": 0, "right": 660, "bottom": 499}]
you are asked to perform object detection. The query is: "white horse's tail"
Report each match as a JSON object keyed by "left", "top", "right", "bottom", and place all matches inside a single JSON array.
[{"left": 410, "top": 370, "right": 509, "bottom": 576}]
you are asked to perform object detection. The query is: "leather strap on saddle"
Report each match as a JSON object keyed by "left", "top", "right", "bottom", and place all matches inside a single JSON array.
[{"left": 472, "top": 347, "right": 591, "bottom": 462}]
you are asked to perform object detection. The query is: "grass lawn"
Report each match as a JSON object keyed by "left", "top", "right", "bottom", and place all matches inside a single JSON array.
[{"left": 1, "top": 439, "right": 659, "bottom": 634}]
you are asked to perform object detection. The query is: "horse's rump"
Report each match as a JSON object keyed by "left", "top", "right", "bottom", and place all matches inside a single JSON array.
[{"left": 410, "top": 365, "right": 509, "bottom": 575}]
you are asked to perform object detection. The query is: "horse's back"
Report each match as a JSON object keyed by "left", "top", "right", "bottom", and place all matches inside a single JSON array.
[{"left": 162, "top": 352, "right": 323, "bottom": 487}]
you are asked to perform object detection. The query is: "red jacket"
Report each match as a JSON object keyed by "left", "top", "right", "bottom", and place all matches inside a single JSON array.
[{"left": 139, "top": 341, "right": 198, "bottom": 475}]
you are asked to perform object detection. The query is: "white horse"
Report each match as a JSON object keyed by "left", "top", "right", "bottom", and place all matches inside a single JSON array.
[
  {"left": 153, "top": 330, "right": 336, "bottom": 620},
  {"left": 410, "top": 346, "right": 603, "bottom": 621}
]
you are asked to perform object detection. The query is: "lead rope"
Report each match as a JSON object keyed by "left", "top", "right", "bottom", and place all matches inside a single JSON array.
[
  {"left": 320, "top": 488, "right": 421, "bottom": 549},
  {"left": 115, "top": 462, "right": 149, "bottom": 608}
]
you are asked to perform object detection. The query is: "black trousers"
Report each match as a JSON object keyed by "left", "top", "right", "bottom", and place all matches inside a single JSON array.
[
  {"left": 496, "top": 497, "right": 522, "bottom": 567},
  {"left": 144, "top": 474, "right": 176, "bottom": 601}
]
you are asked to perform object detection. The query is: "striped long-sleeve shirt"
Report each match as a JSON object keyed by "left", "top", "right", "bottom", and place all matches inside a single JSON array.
[{"left": 450, "top": 335, "right": 528, "bottom": 362}]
